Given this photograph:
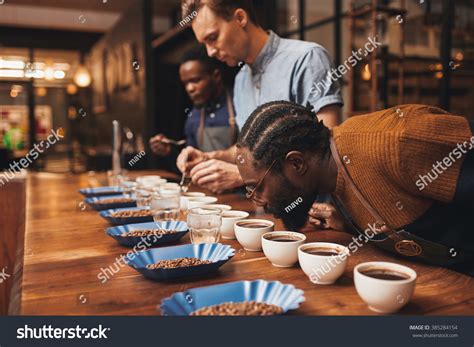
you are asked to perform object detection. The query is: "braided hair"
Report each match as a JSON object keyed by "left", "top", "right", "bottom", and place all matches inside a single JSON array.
[{"left": 237, "top": 101, "right": 331, "bottom": 169}]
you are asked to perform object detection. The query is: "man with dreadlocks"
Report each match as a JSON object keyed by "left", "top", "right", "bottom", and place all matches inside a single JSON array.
[{"left": 236, "top": 101, "right": 474, "bottom": 275}]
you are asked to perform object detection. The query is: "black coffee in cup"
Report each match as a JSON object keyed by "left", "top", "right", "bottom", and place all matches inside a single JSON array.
[
  {"left": 223, "top": 212, "right": 245, "bottom": 218},
  {"left": 237, "top": 221, "right": 270, "bottom": 228},
  {"left": 360, "top": 268, "right": 410, "bottom": 281},
  {"left": 264, "top": 235, "right": 302, "bottom": 242},
  {"left": 303, "top": 247, "right": 340, "bottom": 256}
]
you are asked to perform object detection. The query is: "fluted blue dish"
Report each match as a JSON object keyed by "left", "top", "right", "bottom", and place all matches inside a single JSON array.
[
  {"left": 159, "top": 280, "right": 305, "bottom": 316},
  {"left": 106, "top": 221, "right": 188, "bottom": 247},
  {"left": 79, "top": 186, "right": 123, "bottom": 197},
  {"left": 100, "top": 206, "right": 153, "bottom": 225},
  {"left": 85, "top": 194, "right": 136, "bottom": 211},
  {"left": 125, "top": 243, "right": 235, "bottom": 281}
]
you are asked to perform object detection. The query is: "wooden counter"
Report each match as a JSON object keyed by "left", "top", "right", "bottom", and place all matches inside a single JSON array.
[
  {"left": 0, "top": 177, "right": 26, "bottom": 315},
  {"left": 11, "top": 171, "right": 474, "bottom": 315}
]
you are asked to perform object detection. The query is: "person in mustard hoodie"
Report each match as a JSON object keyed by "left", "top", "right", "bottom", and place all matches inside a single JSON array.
[{"left": 235, "top": 100, "right": 474, "bottom": 274}]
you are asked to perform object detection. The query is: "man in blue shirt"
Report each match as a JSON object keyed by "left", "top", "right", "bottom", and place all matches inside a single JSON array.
[
  {"left": 150, "top": 46, "right": 237, "bottom": 157},
  {"left": 177, "top": 0, "right": 343, "bottom": 193}
]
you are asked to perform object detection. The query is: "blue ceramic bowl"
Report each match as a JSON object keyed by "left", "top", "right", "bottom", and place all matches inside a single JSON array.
[
  {"left": 106, "top": 221, "right": 188, "bottom": 247},
  {"left": 100, "top": 206, "right": 153, "bottom": 225},
  {"left": 85, "top": 194, "right": 136, "bottom": 211},
  {"left": 79, "top": 186, "right": 123, "bottom": 197},
  {"left": 160, "top": 280, "right": 305, "bottom": 316},
  {"left": 125, "top": 243, "right": 235, "bottom": 281}
]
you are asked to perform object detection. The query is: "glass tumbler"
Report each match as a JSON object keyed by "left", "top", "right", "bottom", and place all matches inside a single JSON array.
[
  {"left": 151, "top": 194, "right": 181, "bottom": 223},
  {"left": 187, "top": 207, "right": 222, "bottom": 244},
  {"left": 136, "top": 188, "right": 153, "bottom": 207}
]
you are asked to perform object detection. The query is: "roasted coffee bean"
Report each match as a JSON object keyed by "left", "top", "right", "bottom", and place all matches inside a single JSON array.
[
  {"left": 96, "top": 198, "right": 135, "bottom": 205},
  {"left": 110, "top": 210, "right": 152, "bottom": 218},
  {"left": 146, "top": 257, "right": 212, "bottom": 269},
  {"left": 191, "top": 301, "right": 283, "bottom": 316},
  {"left": 121, "top": 229, "right": 177, "bottom": 237}
]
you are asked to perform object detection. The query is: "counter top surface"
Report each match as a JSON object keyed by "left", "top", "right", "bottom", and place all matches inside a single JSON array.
[{"left": 16, "top": 171, "right": 474, "bottom": 315}]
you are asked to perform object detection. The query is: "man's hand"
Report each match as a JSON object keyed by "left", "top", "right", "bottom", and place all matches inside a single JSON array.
[
  {"left": 149, "top": 134, "right": 172, "bottom": 156},
  {"left": 176, "top": 146, "right": 209, "bottom": 173},
  {"left": 190, "top": 159, "right": 244, "bottom": 194},
  {"left": 308, "top": 202, "right": 346, "bottom": 231}
]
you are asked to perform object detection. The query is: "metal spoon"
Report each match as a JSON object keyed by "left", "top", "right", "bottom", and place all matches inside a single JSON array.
[
  {"left": 179, "top": 151, "right": 192, "bottom": 193},
  {"left": 160, "top": 138, "right": 186, "bottom": 146}
]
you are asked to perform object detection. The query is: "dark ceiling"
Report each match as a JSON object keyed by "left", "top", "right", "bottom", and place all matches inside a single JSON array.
[{"left": 6, "top": 0, "right": 181, "bottom": 16}]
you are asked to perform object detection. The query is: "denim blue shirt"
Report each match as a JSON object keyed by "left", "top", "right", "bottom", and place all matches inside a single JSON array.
[{"left": 233, "top": 31, "right": 343, "bottom": 130}]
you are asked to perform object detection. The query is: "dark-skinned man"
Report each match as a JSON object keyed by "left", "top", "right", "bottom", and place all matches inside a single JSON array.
[
  {"left": 235, "top": 100, "right": 474, "bottom": 275},
  {"left": 150, "top": 45, "right": 237, "bottom": 158}
]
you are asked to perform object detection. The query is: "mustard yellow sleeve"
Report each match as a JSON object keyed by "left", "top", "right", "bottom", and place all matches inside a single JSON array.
[{"left": 396, "top": 107, "right": 473, "bottom": 203}]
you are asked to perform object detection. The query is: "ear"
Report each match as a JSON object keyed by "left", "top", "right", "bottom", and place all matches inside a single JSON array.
[
  {"left": 284, "top": 151, "right": 307, "bottom": 175},
  {"left": 234, "top": 8, "right": 248, "bottom": 28}
]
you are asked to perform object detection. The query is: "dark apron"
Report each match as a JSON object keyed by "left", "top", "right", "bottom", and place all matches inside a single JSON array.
[{"left": 197, "top": 91, "right": 238, "bottom": 152}]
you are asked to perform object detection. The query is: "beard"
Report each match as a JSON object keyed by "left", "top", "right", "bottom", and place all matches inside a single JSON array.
[{"left": 264, "top": 176, "right": 316, "bottom": 231}]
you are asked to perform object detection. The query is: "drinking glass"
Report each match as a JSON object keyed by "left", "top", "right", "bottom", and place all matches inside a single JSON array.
[
  {"left": 107, "top": 170, "right": 119, "bottom": 186},
  {"left": 187, "top": 207, "right": 222, "bottom": 244},
  {"left": 151, "top": 194, "right": 180, "bottom": 223},
  {"left": 159, "top": 184, "right": 181, "bottom": 198},
  {"left": 107, "top": 170, "right": 128, "bottom": 186},
  {"left": 120, "top": 181, "right": 137, "bottom": 197},
  {"left": 136, "top": 175, "right": 167, "bottom": 189},
  {"left": 136, "top": 188, "right": 153, "bottom": 207},
  {"left": 116, "top": 174, "right": 129, "bottom": 186}
]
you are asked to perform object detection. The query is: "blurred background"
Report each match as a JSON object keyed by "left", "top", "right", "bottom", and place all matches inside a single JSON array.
[{"left": 0, "top": 0, "right": 473, "bottom": 173}]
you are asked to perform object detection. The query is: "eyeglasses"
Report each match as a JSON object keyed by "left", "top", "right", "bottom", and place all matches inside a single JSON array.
[{"left": 245, "top": 160, "right": 276, "bottom": 201}]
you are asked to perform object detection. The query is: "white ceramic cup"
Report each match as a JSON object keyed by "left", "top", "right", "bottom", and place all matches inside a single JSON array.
[
  {"left": 354, "top": 261, "right": 417, "bottom": 313},
  {"left": 220, "top": 210, "right": 249, "bottom": 239},
  {"left": 137, "top": 175, "right": 161, "bottom": 182},
  {"left": 186, "top": 196, "right": 218, "bottom": 209},
  {"left": 201, "top": 204, "right": 232, "bottom": 212},
  {"left": 298, "top": 242, "right": 349, "bottom": 285},
  {"left": 180, "top": 192, "right": 206, "bottom": 211},
  {"left": 136, "top": 175, "right": 167, "bottom": 188},
  {"left": 234, "top": 219, "right": 274, "bottom": 251},
  {"left": 262, "top": 231, "right": 306, "bottom": 267},
  {"left": 161, "top": 182, "right": 180, "bottom": 189},
  {"left": 158, "top": 184, "right": 181, "bottom": 198}
]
